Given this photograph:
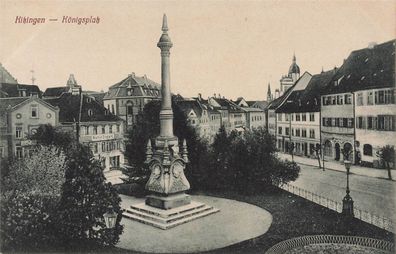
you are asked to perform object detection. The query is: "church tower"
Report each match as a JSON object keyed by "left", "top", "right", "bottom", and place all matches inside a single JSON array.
[
  {"left": 279, "top": 53, "right": 300, "bottom": 95},
  {"left": 267, "top": 83, "right": 272, "bottom": 102}
]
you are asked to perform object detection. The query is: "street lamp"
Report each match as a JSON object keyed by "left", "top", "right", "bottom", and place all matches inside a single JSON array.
[
  {"left": 103, "top": 206, "right": 117, "bottom": 229},
  {"left": 342, "top": 160, "right": 354, "bottom": 217}
]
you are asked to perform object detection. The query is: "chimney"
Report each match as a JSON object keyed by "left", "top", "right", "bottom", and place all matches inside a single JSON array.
[
  {"left": 198, "top": 93, "right": 202, "bottom": 100},
  {"left": 218, "top": 93, "right": 221, "bottom": 98},
  {"left": 213, "top": 93, "right": 216, "bottom": 98}
]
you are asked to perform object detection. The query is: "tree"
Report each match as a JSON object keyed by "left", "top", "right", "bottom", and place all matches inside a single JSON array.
[
  {"left": 1, "top": 146, "right": 66, "bottom": 251},
  {"left": 30, "top": 125, "right": 123, "bottom": 248},
  {"left": 124, "top": 98, "right": 210, "bottom": 191},
  {"left": 378, "top": 145, "right": 394, "bottom": 180}
]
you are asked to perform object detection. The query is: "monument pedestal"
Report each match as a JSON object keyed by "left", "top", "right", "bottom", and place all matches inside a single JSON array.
[
  {"left": 146, "top": 193, "right": 191, "bottom": 210},
  {"left": 123, "top": 195, "right": 219, "bottom": 230}
]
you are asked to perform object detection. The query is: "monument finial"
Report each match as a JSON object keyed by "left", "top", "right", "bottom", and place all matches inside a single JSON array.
[{"left": 162, "top": 14, "right": 168, "bottom": 33}]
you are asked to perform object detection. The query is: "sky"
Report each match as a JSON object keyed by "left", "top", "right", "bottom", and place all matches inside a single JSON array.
[{"left": 1, "top": 0, "right": 395, "bottom": 100}]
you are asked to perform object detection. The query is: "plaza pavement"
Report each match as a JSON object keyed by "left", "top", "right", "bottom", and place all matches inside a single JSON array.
[
  {"left": 285, "top": 161, "right": 396, "bottom": 221},
  {"left": 278, "top": 152, "right": 396, "bottom": 180},
  {"left": 117, "top": 194, "right": 272, "bottom": 253}
]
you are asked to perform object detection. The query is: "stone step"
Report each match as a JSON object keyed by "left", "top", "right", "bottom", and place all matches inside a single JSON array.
[
  {"left": 124, "top": 204, "right": 214, "bottom": 224},
  {"left": 128, "top": 201, "right": 206, "bottom": 218},
  {"left": 123, "top": 206, "right": 220, "bottom": 230}
]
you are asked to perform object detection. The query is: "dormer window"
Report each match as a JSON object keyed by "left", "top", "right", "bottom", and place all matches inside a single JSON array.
[{"left": 86, "top": 97, "right": 92, "bottom": 103}]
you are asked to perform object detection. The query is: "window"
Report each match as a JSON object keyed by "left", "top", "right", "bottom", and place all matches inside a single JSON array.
[
  {"left": 291, "top": 128, "right": 294, "bottom": 136},
  {"left": 296, "top": 129, "right": 300, "bottom": 137},
  {"left": 384, "top": 89, "right": 394, "bottom": 104},
  {"left": 278, "top": 114, "right": 282, "bottom": 121},
  {"left": 309, "top": 129, "right": 315, "bottom": 138},
  {"left": 31, "top": 105, "right": 38, "bottom": 118},
  {"left": 309, "top": 113, "right": 315, "bottom": 122},
  {"left": 93, "top": 126, "right": 98, "bottom": 134},
  {"left": 86, "top": 126, "right": 90, "bottom": 135},
  {"left": 285, "top": 114, "right": 290, "bottom": 121},
  {"left": 102, "top": 142, "right": 106, "bottom": 152},
  {"left": 345, "top": 94, "right": 352, "bottom": 104},
  {"left": 15, "top": 127, "right": 22, "bottom": 139},
  {"left": 102, "top": 126, "right": 106, "bottom": 134},
  {"left": 278, "top": 127, "right": 282, "bottom": 135},
  {"left": 322, "top": 117, "right": 326, "bottom": 126},
  {"left": 291, "top": 114, "right": 294, "bottom": 121},
  {"left": 363, "top": 144, "right": 373, "bottom": 156},
  {"left": 347, "top": 118, "right": 354, "bottom": 128},
  {"left": 331, "top": 118, "right": 336, "bottom": 127},
  {"left": 331, "top": 96, "right": 336, "bottom": 105},
  {"left": 337, "top": 95, "right": 343, "bottom": 105},
  {"left": 296, "top": 114, "right": 301, "bottom": 121},
  {"left": 109, "top": 125, "right": 113, "bottom": 134},
  {"left": 16, "top": 146, "right": 23, "bottom": 159},
  {"left": 302, "top": 129, "right": 307, "bottom": 137},
  {"left": 357, "top": 93, "right": 363, "bottom": 106},
  {"left": 285, "top": 127, "right": 290, "bottom": 135},
  {"left": 127, "top": 104, "right": 133, "bottom": 115},
  {"left": 111, "top": 104, "right": 115, "bottom": 114},
  {"left": 302, "top": 113, "right": 306, "bottom": 121},
  {"left": 375, "top": 90, "right": 385, "bottom": 104},
  {"left": 377, "top": 115, "right": 395, "bottom": 131},
  {"left": 357, "top": 117, "right": 365, "bottom": 129},
  {"left": 335, "top": 118, "right": 340, "bottom": 127},
  {"left": 116, "top": 125, "right": 120, "bottom": 133},
  {"left": 367, "top": 91, "right": 374, "bottom": 105},
  {"left": 88, "top": 109, "right": 93, "bottom": 116},
  {"left": 367, "top": 117, "right": 375, "bottom": 130},
  {"left": 93, "top": 143, "right": 98, "bottom": 153},
  {"left": 339, "top": 118, "right": 344, "bottom": 127}
]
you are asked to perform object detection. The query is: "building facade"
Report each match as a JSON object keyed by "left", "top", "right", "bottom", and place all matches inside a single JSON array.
[
  {"left": 321, "top": 39, "right": 395, "bottom": 165},
  {"left": 0, "top": 97, "right": 59, "bottom": 159},
  {"left": 45, "top": 93, "right": 125, "bottom": 172},
  {"left": 103, "top": 73, "right": 161, "bottom": 129}
]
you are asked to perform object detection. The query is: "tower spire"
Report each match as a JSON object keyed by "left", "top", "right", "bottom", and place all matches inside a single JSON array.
[{"left": 162, "top": 14, "right": 168, "bottom": 33}]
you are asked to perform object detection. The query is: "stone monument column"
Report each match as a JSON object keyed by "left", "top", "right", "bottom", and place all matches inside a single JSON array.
[
  {"left": 144, "top": 14, "right": 191, "bottom": 209},
  {"left": 123, "top": 15, "right": 219, "bottom": 229}
]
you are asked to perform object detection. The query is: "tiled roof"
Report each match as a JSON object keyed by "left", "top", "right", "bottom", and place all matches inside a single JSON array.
[
  {"left": 45, "top": 93, "right": 121, "bottom": 123},
  {"left": 104, "top": 74, "right": 161, "bottom": 99},
  {"left": 211, "top": 98, "right": 244, "bottom": 112},
  {"left": 43, "top": 87, "right": 69, "bottom": 97},
  {"left": 323, "top": 39, "right": 395, "bottom": 95},
  {"left": 276, "top": 69, "right": 336, "bottom": 113},
  {"left": 0, "top": 83, "right": 42, "bottom": 98},
  {"left": 247, "top": 100, "right": 269, "bottom": 110}
]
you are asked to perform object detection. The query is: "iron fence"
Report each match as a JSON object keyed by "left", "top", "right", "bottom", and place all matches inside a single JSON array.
[{"left": 279, "top": 182, "right": 394, "bottom": 233}]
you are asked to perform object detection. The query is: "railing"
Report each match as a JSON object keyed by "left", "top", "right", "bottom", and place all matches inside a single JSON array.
[
  {"left": 266, "top": 235, "right": 394, "bottom": 254},
  {"left": 279, "top": 182, "right": 394, "bottom": 233}
]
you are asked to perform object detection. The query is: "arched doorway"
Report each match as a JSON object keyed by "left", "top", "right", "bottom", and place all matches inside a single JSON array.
[
  {"left": 324, "top": 140, "right": 332, "bottom": 157},
  {"left": 335, "top": 143, "right": 340, "bottom": 161}
]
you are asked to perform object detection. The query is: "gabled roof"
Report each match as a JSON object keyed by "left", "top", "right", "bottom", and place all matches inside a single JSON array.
[
  {"left": 0, "top": 83, "right": 42, "bottom": 98},
  {"left": 176, "top": 100, "right": 203, "bottom": 118},
  {"left": 210, "top": 97, "right": 244, "bottom": 113},
  {"left": 0, "top": 63, "right": 18, "bottom": 84},
  {"left": 277, "top": 69, "right": 336, "bottom": 113},
  {"left": 104, "top": 73, "right": 161, "bottom": 99},
  {"left": 0, "top": 97, "right": 58, "bottom": 119},
  {"left": 323, "top": 39, "right": 395, "bottom": 95},
  {"left": 45, "top": 93, "right": 121, "bottom": 123}
]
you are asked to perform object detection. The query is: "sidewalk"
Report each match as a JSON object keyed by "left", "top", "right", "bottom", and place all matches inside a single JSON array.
[{"left": 277, "top": 152, "right": 396, "bottom": 180}]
